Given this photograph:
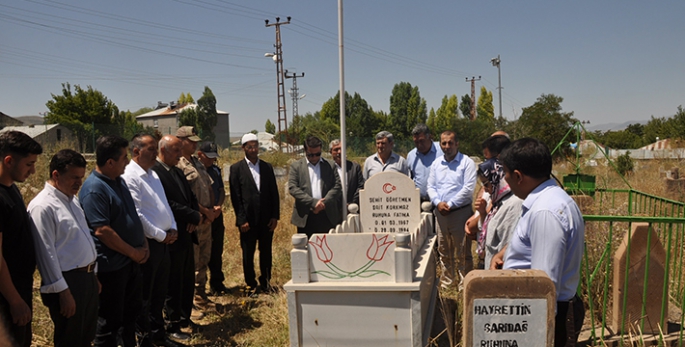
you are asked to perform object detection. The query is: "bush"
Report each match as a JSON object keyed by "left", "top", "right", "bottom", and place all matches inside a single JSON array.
[{"left": 616, "top": 151, "right": 634, "bottom": 176}]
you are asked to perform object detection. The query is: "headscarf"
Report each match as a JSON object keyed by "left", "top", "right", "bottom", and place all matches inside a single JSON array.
[{"left": 476, "top": 158, "right": 512, "bottom": 257}]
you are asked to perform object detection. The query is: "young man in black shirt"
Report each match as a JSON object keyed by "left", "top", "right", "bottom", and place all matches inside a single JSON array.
[{"left": 0, "top": 131, "right": 42, "bottom": 347}]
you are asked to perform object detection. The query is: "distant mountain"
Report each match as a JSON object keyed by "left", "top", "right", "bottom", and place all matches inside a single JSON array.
[
  {"left": 585, "top": 120, "right": 647, "bottom": 132},
  {"left": 14, "top": 115, "right": 45, "bottom": 125}
]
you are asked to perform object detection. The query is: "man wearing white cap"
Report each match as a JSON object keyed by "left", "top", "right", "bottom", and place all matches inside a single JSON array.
[{"left": 229, "top": 134, "right": 280, "bottom": 295}]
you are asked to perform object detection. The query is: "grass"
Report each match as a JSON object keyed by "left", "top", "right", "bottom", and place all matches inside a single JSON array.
[{"left": 18, "top": 149, "right": 685, "bottom": 346}]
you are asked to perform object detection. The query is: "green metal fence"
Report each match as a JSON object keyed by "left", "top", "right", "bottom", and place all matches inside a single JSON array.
[{"left": 581, "top": 188, "right": 685, "bottom": 345}]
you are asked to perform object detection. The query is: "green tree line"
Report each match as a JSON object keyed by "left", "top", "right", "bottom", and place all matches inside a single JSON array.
[{"left": 43, "top": 81, "right": 682, "bottom": 159}]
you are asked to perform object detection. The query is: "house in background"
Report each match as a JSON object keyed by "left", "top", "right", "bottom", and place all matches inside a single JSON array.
[
  {"left": 0, "top": 124, "right": 74, "bottom": 148},
  {"left": 136, "top": 101, "right": 231, "bottom": 148},
  {"left": 0, "top": 112, "right": 24, "bottom": 129},
  {"left": 231, "top": 131, "right": 303, "bottom": 153}
]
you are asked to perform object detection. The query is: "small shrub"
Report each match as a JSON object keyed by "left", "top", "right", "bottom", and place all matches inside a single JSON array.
[{"left": 616, "top": 151, "right": 634, "bottom": 176}]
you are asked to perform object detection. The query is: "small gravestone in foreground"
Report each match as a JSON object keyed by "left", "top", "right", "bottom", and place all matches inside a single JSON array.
[
  {"left": 612, "top": 222, "right": 667, "bottom": 334},
  {"left": 463, "top": 269, "right": 555, "bottom": 347}
]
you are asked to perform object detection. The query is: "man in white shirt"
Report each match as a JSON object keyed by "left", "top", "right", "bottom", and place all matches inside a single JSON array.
[
  {"left": 288, "top": 136, "right": 341, "bottom": 239},
  {"left": 121, "top": 134, "right": 180, "bottom": 347},
  {"left": 229, "top": 134, "right": 280, "bottom": 294},
  {"left": 28, "top": 149, "right": 98, "bottom": 347},
  {"left": 493, "top": 138, "right": 585, "bottom": 346},
  {"left": 427, "top": 131, "right": 477, "bottom": 289}
]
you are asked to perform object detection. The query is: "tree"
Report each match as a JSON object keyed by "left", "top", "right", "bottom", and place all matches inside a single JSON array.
[
  {"left": 196, "top": 86, "right": 218, "bottom": 141},
  {"left": 317, "top": 91, "right": 384, "bottom": 152},
  {"left": 178, "top": 92, "right": 194, "bottom": 104},
  {"left": 112, "top": 110, "right": 156, "bottom": 141},
  {"left": 460, "top": 94, "right": 472, "bottom": 119},
  {"left": 433, "top": 94, "right": 459, "bottom": 135},
  {"left": 265, "top": 119, "right": 276, "bottom": 134},
  {"left": 131, "top": 107, "right": 154, "bottom": 117},
  {"left": 178, "top": 107, "right": 198, "bottom": 129},
  {"left": 517, "top": 94, "right": 576, "bottom": 159},
  {"left": 616, "top": 151, "right": 634, "bottom": 176},
  {"left": 477, "top": 86, "right": 494, "bottom": 119},
  {"left": 642, "top": 116, "right": 668, "bottom": 144},
  {"left": 387, "top": 82, "right": 427, "bottom": 140},
  {"left": 426, "top": 108, "right": 437, "bottom": 131},
  {"left": 45, "top": 83, "right": 119, "bottom": 152},
  {"left": 596, "top": 130, "right": 643, "bottom": 149},
  {"left": 454, "top": 113, "right": 496, "bottom": 156}
]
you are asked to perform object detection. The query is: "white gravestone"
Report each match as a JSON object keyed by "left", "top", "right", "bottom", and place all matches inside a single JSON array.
[{"left": 359, "top": 172, "right": 421, "bottom": 233}]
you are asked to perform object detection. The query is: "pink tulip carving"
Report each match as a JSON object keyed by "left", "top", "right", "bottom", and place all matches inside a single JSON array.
[
  {"left": 308, "top": 234, "right": 394, "bottom": 279},
  {"left": 366, "top": 234, "right": 394, "bottom": 261},
  {"left": 309, "top": 235, "right": 333, "bottom": 263}
]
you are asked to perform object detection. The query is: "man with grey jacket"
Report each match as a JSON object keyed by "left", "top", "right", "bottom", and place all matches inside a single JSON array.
[{"left": 288, "top": 136, "right": 342, "bottom": 238}]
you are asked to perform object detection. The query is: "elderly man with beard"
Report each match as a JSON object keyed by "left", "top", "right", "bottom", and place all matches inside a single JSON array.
[{"left": 229, "top": 134, "right": 280, "bottom": 295}]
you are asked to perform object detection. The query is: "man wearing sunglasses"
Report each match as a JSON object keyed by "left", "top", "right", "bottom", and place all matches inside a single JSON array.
[{"left": 288, "top": 136, "right": 341, "bottom": 239}]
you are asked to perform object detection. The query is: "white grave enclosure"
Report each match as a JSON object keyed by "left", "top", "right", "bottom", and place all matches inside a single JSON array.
[{"left": 284, "top": 172, "right": 438, "bottom": 347}]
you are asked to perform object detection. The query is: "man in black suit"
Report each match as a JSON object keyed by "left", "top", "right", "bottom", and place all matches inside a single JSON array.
[
  {"left": 329, "top": 139, "right": 364, "bottom": 207},
  {"left": 288, "top": 136, "right": 341, "bottom": 239},
  {"left": 150, "top": 135, "right": 201, "bottom": 342},
  {"left": 229, "top": 133, "right": 280, "bottom": 294}
]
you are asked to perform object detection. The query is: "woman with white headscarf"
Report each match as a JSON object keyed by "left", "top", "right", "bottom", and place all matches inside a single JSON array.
[{"left": 475, "top": 158, "right": 524, "bottom": 269}]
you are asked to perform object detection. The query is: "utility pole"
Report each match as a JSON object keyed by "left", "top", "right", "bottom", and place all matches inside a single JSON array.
[
  {"left": 465, "top": 76, "right": 481, "bottom": 121},
  {"left": 285, "top": 69, "right": 305, "bottom": 118},
  {"left": 265, "top": 17, "right": 291, "bottom": 150},
  {"left": 490, "top": 55, "right": 503, "bottom": 119}
]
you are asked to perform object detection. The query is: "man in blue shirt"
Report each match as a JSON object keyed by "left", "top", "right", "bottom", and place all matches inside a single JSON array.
[
  {"left": 79, "top": 135, "right": 148, "bottom": 347},
  {"left": 406, "top": 124, "right": 442, "bottom": 201},
  {"left": 494, "top": 138, "right": 585, "bottom": 347},
  {"left": 427, "top": 130, "right": 476, "bottom": 289}
]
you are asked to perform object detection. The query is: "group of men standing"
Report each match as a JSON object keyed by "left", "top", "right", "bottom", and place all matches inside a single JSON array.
[
  {"left": 0, "top": 127, "right": 232, "bottom": 347},
  {"left": 0, "top": 122, "right": 585, "bottom": 346}
]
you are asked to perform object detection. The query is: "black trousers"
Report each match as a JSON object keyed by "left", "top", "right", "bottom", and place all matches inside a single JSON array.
[
  {"left": 239, "top": 227, "right": 273, "bottom": 289},
  {"left": 137, "top": 240, "right": 170, "bottom": 340},
  {"left": 555, "top": 294, "right": 585, "bottom": 347},
  {"left": 298, "top": 212, "right": 335, "bottom": 239},
  {"left": 94, "top": 261, "right": 143, "bottom": 347},
  {"left": 0, "top": 285, "right": 32, "bottom": 347},
  {"left": 165, "top": 243, "right": 194, "bottom": 332},
  {"left": 208, "top": 212, "right": 226, "bottom": 289},
  {"left": 42, "top": 271, "right": 99, "bottom": 347}
]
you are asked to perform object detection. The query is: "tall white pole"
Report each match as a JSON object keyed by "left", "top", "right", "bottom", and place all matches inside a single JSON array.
[{"left": 338, "top": 0, "right": 348, "bottom": 218}]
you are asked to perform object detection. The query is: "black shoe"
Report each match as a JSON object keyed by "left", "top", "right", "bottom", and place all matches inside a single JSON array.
[
  {"left": 152, "top": 336, "right": 188, "bottom": 347},
  {"left": 209, "top": 284, "right": 229, "bottom": 296},
  {"left": 167, "top": 331, "right": 191, "bottom": 341},
  {"left": 139, "top": 336, "right": 154, "bottom": 347},
  {"left": 260, "top": 284, "right": 274, "bottom": 294}
]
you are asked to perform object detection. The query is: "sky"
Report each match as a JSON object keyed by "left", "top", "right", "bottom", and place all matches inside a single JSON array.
[{"left": 1, "top": 1, "right": 684, "bottom": 135}]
